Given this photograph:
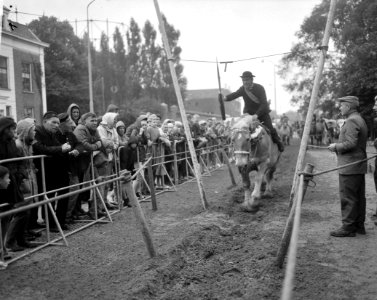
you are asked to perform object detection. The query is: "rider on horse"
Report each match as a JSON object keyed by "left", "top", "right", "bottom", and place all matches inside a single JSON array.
[{"left": 223, "top": 71, "right": 284, "bottom": 152}]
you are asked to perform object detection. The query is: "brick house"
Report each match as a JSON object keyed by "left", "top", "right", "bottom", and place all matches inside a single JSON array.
[
  {"left": 185, "top": 89, "right": 241, "bottom": 118},
  {"left": 0, "top": 6, "right": 48, "bottom": 123}
]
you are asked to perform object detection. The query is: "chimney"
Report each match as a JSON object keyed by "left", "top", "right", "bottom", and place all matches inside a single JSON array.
[{"left": 2, "top": 6, "right": 11, "bottom": 32}]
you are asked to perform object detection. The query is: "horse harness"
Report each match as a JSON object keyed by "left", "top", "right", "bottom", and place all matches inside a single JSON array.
[{"left": 232, "top": 122, "right": 265, "bottom": 157}]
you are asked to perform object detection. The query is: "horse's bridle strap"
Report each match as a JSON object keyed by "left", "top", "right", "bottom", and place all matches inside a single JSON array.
[{"left": 234, "top": 151, "right": 250, "bottom": 155}]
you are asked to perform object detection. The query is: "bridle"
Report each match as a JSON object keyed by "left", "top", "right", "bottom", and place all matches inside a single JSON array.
[{"left": 232, "top": 124, "right": 263, "bottom": 156}]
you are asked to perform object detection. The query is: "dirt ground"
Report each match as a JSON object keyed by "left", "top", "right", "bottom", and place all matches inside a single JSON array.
[{"left": 1, "top": 139, "right": 377, "bottom": 300}]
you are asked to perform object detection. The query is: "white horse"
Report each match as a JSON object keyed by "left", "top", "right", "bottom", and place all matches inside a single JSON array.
[{"left": 231, "top": 115, "right": 281, "bottom": 212}]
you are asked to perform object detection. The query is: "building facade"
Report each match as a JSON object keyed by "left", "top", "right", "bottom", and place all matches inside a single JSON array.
[
  {"left": 185, "top": 89, "right": 241, "bottom": 118},
  {"left": 0, "top": 6, "right": 48, "bottom": 123}
]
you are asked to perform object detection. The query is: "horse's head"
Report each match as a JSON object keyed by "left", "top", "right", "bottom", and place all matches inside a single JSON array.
[{"left": 231, "top": 120, "right": 263, "bottom": 167}]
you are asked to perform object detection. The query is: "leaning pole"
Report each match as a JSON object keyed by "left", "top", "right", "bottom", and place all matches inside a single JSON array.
[
  {"left": 153, "top": 0, "right": 209, "bottom": 210},
  {"left": 289, "top": 0, "right": 337, "bottom": 205}
]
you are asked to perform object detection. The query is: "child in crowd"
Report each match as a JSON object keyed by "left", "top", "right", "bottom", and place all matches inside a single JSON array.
[
  {"left": 0, "top": 165, "right": 10, "bottom": 189},
  {"left": 0, "top": 165, "right": 11, "bottom": 262}
]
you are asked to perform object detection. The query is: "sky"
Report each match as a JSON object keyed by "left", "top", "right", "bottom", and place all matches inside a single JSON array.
[{"left": 2, "top": 0, "right": 324, "bottom": 114}]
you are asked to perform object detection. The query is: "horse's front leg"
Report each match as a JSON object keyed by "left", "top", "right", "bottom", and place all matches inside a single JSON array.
[
  {"left": 238, "top": 167, "right": 251, "bottom": 205},
  {"left": 248, "top": 164, "right": 268, "bottom": 212}
]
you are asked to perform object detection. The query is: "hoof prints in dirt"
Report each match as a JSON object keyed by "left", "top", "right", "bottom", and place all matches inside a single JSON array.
[{"left": 127, "top": 218, "right": 284, "bottom": 300}]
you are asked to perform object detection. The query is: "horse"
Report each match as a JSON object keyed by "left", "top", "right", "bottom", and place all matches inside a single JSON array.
[
  {"left": 315, "top": 120, "right": 325, "bottom": 145},
  {"left": 231, "top": 115, "right": 281, "bottom": 212}
]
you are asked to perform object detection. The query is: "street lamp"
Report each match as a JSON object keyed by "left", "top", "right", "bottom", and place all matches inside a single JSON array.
[
  {"left": 261, "top": 59, "right": 277, "bottom": 115},
  {"left": 87, "top": 0, "right": 97, "bottom": 113}
]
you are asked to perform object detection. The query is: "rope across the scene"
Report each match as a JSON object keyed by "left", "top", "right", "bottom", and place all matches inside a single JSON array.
[{"left": 298, "top": 154, "right": 377, "bottom": 177}]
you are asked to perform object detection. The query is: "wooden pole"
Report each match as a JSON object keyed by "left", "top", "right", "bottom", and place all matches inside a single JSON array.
[
  {"left": 146, "top": 153, "right": 157, "bottom": 211},
  {"left": 173, "top": 141, "right": 179, "bottom": 185},
  {"left": 153, "top": 0, "right": 208, "bottom": 209},
  {"left": 122, "top": 171, "right": 156, "bottom": 258},
  {"left": 281, "top": 171, "right": 305, "bottom": 300},
  {"left": 289, "top": 0, "right": 337, "bottom": 206},
  {"left": 276, "top": 164, "right": 314, "bottom": 268}
]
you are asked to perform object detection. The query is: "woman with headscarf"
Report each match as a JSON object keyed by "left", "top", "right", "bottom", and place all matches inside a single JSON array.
[
  {"left": 116, "top": 120, "right": 128, "bottom": 147},
  {"left": 15, "top": 118, "right": 42, "bottom": 238},
  {"left": 67, "top": 103, "right": 81, "bottom": 126},
  {"left": 97, "top": 112, "right": 119, "bottom": 208}
]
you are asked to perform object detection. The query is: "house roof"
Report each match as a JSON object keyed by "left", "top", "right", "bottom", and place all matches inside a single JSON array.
[
  {"left": 186, "top": 89, "right": 231, "bottom": 101},
  {"left": 2, "top": 19, "right": 49, "bottom": 48}
]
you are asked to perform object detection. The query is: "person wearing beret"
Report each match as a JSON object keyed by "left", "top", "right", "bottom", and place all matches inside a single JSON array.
[
  {"left": 328, "top": 96, "right": 368, "bottom": 237},
  {"left": 223, "top": 71, "right": 284, "bottom": 152}
]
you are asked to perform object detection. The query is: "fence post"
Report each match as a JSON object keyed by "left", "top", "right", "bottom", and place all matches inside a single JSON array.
[
  {"left": 122, "top": 171, "right": 156, "bottom": 258},
  {"left": 276, "top": 163, "right": 314, "bottom": 268},
  {"left": 146, "top": 153, "right": 157, "bottom": 211},
  {"left": 173, "top": 141, "right": 179, "bottom": 185},
  {"left": 220, "top": 148, "right": 236, "bottom": 187}
]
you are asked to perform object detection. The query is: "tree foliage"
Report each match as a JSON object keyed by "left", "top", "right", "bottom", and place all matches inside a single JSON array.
[
  {"left": 28, "top": 14, "right": 187, "bottom": 117},
  {"left": 280, "top": 0, "right": 377, "bottom": 121},
  {"left": 28, "top": 16, "right": 89, "bottom": 113}
]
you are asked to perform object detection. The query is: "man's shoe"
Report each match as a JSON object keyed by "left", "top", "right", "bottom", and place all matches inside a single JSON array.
[
  {"left": 330, "top": 227, "right": 356, "bottom": 237},
  {"left": 18, "top": 241, "right": 37, "bottom": 249},
  {"left": 49, "top": 227, "right": 60, "bottom": 233},
  {"left": 105, "top": 203, "right": 117, "bottom": 210}
]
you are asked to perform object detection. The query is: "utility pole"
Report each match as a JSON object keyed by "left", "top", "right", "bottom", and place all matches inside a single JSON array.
[{"left": 87, "top": 0, "right": 97, "bottom": 113}]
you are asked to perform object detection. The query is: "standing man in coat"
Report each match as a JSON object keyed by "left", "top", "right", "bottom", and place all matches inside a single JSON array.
[
  {"left": 223, "top": 71, "right": 284, "bottom": 152},
  {"left": 328, "top": 96, "right": 368, "bottom": 237},
  {"left": 33, "top": 112, "right": 72, "bottom": 232}
]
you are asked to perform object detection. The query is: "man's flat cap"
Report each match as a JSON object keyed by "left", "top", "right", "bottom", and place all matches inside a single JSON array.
[
  {"left": 58, "top": 113, "right": 69, "bottom": 123},
  {"left": 337, "top": 96, "right": 359, "bottom": 107}
]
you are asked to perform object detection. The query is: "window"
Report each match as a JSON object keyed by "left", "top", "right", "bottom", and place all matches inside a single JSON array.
[
  {"left": 0, "top": 109, "right": 4, "bottom": 117},
  {"left": 0, "top": 56, "right": 8, "bottom": 89},
  {"left": 6, "top": 106, "right": 11, "bottom": 117},
  {"left": 24, "top": 107, "right": 35, "bottom": 118},
  {"left": 22, "top": 63, "right": 32, "bottom": 92}
]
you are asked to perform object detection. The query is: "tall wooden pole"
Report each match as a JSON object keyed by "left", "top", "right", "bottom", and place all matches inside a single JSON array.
[
  {"left": 289, "top": 0, "right": 337, "bottom": 205},
  {"left": 153, "top": 0, "right": 208, "bottom": 209}
]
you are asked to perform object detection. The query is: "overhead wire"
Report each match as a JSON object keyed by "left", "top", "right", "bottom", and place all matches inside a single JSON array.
[{"left": 9, "top": 9, "right": 336, "bottom": 67}]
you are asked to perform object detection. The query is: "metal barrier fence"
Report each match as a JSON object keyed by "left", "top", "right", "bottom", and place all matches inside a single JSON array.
[{"left": 0, "top": 140, "right": 234, "bottom": 268}]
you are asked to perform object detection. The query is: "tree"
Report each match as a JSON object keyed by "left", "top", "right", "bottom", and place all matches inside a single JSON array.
[
  {"left": 28, "top": 16, "right": 89, "bottom": 113},
  {"left": 112, "top": 27, "right": 127, "bottom": 108},
  {"left": 280, "top": 0, "right": 377, "bottom": 122},
  {"left": 140, "top": 20, "right": 162, "bottom": 98},
  {"left": 125, "top": 18, "right": 143, "bottom": 102}
]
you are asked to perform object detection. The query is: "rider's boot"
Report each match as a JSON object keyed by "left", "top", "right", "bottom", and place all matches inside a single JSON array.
[{"left": 271, "top": 129, "right": 284, "bottom": 152}]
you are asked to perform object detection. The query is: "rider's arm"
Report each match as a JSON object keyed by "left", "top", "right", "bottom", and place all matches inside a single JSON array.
[{"left": 224, "top": 87, "right": 243, "bottom": 102}]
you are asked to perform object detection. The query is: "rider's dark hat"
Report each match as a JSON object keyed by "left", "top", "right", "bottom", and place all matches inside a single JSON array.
[{"left": 240, "top": 71, "right": 255, "bottom": 79}]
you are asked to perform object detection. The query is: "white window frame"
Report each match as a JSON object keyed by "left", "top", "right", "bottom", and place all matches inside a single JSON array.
[
  {"left": 0, "top": 56, "right": 9, "bottom": 89},
  {"left": 22, "top": 62, "right": 32, "bottom": 92}
]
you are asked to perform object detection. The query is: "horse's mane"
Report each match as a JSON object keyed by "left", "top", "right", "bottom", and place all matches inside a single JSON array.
[{"left": 231, "top": 115, "right": 256, "bottom": 130}]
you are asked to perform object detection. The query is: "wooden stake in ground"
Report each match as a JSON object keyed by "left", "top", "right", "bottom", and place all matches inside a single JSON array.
[
  {"left": 289, "top": 0, "right": 337, "bottom": 206},
  {"left": 153, "top": 0, "right": 208, "bottom": 210},
  {"left": 123, "top": 171, "right": 156, "bottom": 258}
]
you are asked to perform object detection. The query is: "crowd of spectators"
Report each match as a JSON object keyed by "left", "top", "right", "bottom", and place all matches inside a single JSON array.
[{"left": 0, "top": 104, "right": 231, "bottom": 260}]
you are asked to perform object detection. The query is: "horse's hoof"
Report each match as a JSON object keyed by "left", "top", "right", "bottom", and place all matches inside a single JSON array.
[
  {"left": 235, "top": 197, "right": 244, "bottom": 204},
  {"left": 249, "top": 205, "right": 259, "bottom": 213},
  {"left": 240, "top": 203, "right": 259, "bottom": 213}
]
